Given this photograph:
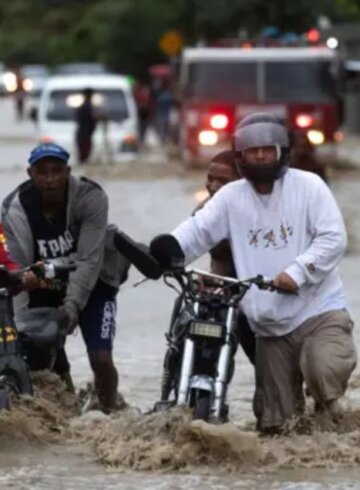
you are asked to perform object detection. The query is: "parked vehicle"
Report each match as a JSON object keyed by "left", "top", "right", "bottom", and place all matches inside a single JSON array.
[
  {"left": 178, "top": 46, "right": 341, "bottom": 165},
  {"left": 20, "top": 64, "right": 50, "bottom": 97},
  {"left": 37, "top": 74, "right": 139, "bottom": 162},
  {"left": 0, "top": 62, "right": 9, "bottom": 94},
  {"left": 54, "top": 63, "right": 108, "bottom": 76}
]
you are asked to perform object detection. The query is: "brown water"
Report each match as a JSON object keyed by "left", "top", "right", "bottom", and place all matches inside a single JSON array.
[{"left": 4, "top": 388, "right": 360, "bottom": 489}]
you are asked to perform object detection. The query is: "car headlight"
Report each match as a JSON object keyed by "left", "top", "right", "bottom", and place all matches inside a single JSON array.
[
  {"left": 23, "top": 78, "right": 34, "bottom": 92},
  {"left": 3, "top": 72, "right": 17, "bottom": 92}
]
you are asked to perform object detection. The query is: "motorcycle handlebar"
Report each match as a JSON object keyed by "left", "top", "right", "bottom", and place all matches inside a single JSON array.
[
  {"left": 164, "top": 269, "right": 297, "bottom": 296},
  {"left": 0, "top": 262, "right": 77, "bottom": 290},
  {"left": 240, "top": 275, "right": 297, "bottom": 295},
  {"left": 27, "top": 262, "right": 77, "bottom": 280}
]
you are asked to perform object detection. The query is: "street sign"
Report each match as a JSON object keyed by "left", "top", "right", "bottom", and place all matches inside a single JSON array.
[{"left": 159, "top": 30, "right": 183, "bottom": 56}]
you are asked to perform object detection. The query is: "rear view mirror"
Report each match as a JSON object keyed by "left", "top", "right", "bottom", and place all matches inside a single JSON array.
[{"left": 113, "top": 231, "right": 162, "bottom": 279}]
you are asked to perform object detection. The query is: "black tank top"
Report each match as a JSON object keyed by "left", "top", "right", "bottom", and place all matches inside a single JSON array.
[{"left": 19, "top": 181, "right": 77, "bottom": 308}]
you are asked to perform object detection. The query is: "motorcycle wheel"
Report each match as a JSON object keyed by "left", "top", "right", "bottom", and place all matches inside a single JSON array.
[{"left": 193, "top": 390, "right": 211, "bottom": 421}]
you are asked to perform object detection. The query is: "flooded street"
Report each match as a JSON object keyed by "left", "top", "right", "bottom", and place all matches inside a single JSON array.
[{"left": 1, "top": 98, "right": 360, "bottom": 488}]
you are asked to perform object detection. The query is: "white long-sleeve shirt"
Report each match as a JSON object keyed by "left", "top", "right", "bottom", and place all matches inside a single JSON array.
[{"left": 172, "top": 169, "right": 347, "bottom": 337}]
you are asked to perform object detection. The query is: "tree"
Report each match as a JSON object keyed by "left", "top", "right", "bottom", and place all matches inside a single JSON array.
[{"left": 0, "top": 0, "right": 359, "bottom": 76}]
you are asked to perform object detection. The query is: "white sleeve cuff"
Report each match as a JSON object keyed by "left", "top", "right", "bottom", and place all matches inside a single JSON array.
[{"left": 284, "top": 262, "right": 307, "bottom": 288}]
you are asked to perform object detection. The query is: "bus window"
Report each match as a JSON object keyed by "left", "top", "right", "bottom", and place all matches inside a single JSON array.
[{"left": 265, "top": 61, "right": 337, "bottom": 103}]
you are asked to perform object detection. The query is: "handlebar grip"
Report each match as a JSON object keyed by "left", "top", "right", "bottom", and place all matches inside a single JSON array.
[
  {"left": 251, "top": 275, "right": 297, "bottom": 295},
  {"left": 262, "top": 280, "right": 297, "bottom": 295},
  {"left": 28, "top": 262, "right": 76, "bottom": 279},
  {"left": 272, "top": 285, "right": 298, "bottom": 295},
  {"left": 52, "top": 263, "right": 77, "bottom": 273}
]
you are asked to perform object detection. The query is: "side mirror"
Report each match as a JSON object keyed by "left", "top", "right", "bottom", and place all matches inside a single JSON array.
[{"left": 113, "top": 231, "right": 162, "bottom": 279}]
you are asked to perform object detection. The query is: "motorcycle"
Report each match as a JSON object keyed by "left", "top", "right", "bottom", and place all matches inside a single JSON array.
[
  {"left": 0, "top": 262, "right": 76, "bottom": 408},
  {"left": 114, "top": 231, "right": 291, "bottom": 422}
]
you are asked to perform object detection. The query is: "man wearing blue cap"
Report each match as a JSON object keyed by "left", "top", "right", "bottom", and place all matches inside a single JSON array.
[{"left": 1, "top": 143, "right": 129, "bottom": 412}]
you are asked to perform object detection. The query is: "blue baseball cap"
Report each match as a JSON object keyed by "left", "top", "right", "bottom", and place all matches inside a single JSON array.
[{"left": 28, "top": 143, "right": 70, "bottom": 166}]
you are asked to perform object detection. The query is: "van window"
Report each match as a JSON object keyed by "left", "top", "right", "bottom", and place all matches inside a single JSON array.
[{"left": 46, "top": 89, "right": 129, "bottom": 122}]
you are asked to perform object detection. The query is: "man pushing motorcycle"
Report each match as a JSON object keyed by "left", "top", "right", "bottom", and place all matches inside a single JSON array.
[
  {"left": 165, "top": 113, "right": 356, "bottom": 433},
  {"left": 1, "top": 143, "right": 129, "bottom": 413}
]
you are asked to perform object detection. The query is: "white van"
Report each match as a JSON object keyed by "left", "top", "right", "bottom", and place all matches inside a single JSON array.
[{"left": 37, "top": 74, "right": 139, "bottom": 162}]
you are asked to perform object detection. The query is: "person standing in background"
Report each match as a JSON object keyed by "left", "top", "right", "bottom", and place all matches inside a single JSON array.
[{"left": 75, "top": 88, "right": 98, "bottom": 163}]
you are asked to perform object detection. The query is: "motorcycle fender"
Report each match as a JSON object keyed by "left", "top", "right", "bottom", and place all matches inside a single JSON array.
[{"left": 189, "top": 375, "right": 214, "bottom": 392}]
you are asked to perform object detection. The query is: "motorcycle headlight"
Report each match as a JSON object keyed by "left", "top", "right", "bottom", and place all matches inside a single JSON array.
[{"left": 189, "top": 321, "right": 224, "bottom": 338}]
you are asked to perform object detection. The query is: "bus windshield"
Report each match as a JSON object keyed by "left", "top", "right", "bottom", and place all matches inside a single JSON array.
[
  {"left": 186, "top": 62, "right": 257, "bottom": 102},
  {"left": 184, "top": 60, "right": 336, "bottom": 103}
]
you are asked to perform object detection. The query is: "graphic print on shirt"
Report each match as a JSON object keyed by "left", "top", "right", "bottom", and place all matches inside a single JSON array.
[
  {"left": 248, "top": 229, "right": 262, "bottom": 248},
  {"left": 248, "top": 221, "right": 293, "bottom": 249},
  {"left": 31, "top": 227, "right": 77, "bottom": 308},
  {"left": 19, "top": 181, "right": 77, "bottom": 307},
  {"left": 37, "top": 230, "right": 76, "bottom": 265}
]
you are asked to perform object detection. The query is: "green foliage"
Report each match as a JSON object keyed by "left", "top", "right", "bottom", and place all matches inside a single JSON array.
[{"left": 0, "top": 0, "right": 358, "bottom": 75}]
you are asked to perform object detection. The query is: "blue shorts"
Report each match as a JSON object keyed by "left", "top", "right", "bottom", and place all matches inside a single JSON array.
[{"left": 79, "top": 280, "right": 117, "bottom": 352}]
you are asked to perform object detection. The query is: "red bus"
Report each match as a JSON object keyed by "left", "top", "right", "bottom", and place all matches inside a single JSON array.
[{"left": 178, "top": 46, "right": 341, "bottom": 165}]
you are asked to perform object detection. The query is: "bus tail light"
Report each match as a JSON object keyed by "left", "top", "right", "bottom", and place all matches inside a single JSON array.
[
  {"left": 295, "top": 114, "right": 314, "bottom": 128},
  {"left": 210, "top": 114, "right": 229, "bottom": 130}
]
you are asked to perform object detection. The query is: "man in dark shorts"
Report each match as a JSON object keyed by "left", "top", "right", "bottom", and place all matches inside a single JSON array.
[{"left": 1, "top": 143, "right": 129, "bottom": 412}]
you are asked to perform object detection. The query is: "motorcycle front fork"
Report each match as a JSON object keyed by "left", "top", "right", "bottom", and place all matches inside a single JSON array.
[
  {"left": 177, "top": 302, "right": 235, "bottom": 418},
  {"left": 213, "top": 305, "right": 235, "bottom": 419},
  {"left": 176, "top": 301, "right": 198, "bottom": 405}
]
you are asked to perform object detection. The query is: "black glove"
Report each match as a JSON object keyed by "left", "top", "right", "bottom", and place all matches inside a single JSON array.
[{"left": 150, "top": 234, "right": 185, "bottom": 272}]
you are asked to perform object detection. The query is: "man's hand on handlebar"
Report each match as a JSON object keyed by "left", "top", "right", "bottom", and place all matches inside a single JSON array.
[
  {"left": 22, "top": 266, "right": 50, "bottom": 291},
  {"left": 273, "top": 272, "right": 299, "bottom": 293},
  {"left": 21, "top": 261, "right": 76, "bottom": 291}
]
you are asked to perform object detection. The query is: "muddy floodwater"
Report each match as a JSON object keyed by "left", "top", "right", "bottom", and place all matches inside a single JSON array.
[{"left": 0, "top": 97, "right": 360, "bottom": 488}]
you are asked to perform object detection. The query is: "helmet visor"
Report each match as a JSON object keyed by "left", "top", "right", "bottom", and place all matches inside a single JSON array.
[{"left": 234, "top": 121, "right": 289, "bottom": 153}]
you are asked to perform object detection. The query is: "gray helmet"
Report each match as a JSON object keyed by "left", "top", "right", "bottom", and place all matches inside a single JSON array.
[{"left": 233, "top": 113, "right": 290, "bottom": 183}]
